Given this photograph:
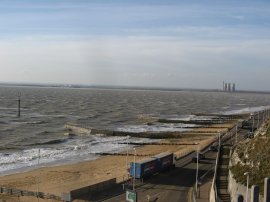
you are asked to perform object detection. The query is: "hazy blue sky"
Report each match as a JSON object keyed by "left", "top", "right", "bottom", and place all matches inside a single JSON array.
[{"left": 1, "top": 0, "right": 270, "bottom": 90}]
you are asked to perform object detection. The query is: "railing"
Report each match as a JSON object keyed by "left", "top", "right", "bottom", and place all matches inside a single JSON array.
[
  {"left": 0, "top": 186, "right": 64, "bottom": 201},
  {"left": 209, "top": 129, "right": 225, "bottom": 202},
  {"left": 212, "top": 142, "right": 221, "bottom": 202},
  {"left": 210, "top": 119, "right": 250, "bottom": 202}
]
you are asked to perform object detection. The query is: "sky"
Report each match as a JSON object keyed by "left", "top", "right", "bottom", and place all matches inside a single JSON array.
[{"left": 0, "top": 0, "right": 270, "bottom": 90}]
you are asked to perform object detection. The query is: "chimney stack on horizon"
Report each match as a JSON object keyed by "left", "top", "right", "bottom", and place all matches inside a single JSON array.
[{"left": 222, "top": 82, "right": 236, "bottom": 92}]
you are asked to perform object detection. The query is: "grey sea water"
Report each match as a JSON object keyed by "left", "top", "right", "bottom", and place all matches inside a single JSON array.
[{"left": 0, "top": 86, "right": 270, "bottom": 175}]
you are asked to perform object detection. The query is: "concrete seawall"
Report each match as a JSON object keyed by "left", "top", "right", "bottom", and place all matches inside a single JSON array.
[
  {"left": 228, "top": 169, "right": 264, "bottom": 202},
  {"left": 70, "top": 178, "right": 117, "bottom": 200}
]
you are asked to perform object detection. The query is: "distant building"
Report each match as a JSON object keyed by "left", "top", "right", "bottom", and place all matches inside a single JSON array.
[
  {"left": 232, "top": 83, "right": 236, "bottom": 92},
  {"left": 223, "top": 82, "right": 236, "bottom": 92},
  {"left": 224, "top": 83, "right": 228, "bottom": 91}
]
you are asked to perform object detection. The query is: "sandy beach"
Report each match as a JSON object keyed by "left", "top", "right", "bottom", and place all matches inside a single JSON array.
[
  {"left": 0, "top": 119, "right": 239, "bottom": 202},
  {"left": 0, "top": 134, "right": 219, "bottom": 202}
]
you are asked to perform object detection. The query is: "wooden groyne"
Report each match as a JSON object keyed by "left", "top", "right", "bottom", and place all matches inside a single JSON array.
[
  {"left": 158, "top": 113, "right": 248, "bottom": 125},
  {"left": 94, "top": 152, "right": 150, "bottom": 157},
  {"left": 65, "top": 122, "right": 226, "bottom": 139},
  {"left": 65, "top": 114, "right": 236, "bottom": 139},
  {"left": 65, "top": 123, "right": 189, "bottom": 139},
  {"left": 117, "top": 142, "right": 198, "bottom": 146},
  {"left": 158, "top": 119, "right": 226, "bottom": 125},
  {"left": 192, "top": 113, "right": 248, "bottom": 119}
]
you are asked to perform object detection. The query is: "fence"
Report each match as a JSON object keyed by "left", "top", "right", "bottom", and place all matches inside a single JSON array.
[
  {"left": 1, "top": 178, "right": 117, "bottom": 202},
  {"left": 0, "top": 186, "right": 63, "bottom": 201}
]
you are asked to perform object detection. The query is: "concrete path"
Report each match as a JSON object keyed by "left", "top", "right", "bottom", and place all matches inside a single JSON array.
[{"left": 196, "top": 179, "right": 212, "bottom": 202}]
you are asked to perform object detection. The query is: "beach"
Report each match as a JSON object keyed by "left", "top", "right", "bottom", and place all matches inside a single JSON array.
[{"left": 0, "top": 134, "right": 218, "bottom": 202}]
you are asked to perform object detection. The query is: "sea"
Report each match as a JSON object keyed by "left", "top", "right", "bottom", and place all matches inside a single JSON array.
[{"left": 0, "top": 86, "right": 270, "bottom": 175}]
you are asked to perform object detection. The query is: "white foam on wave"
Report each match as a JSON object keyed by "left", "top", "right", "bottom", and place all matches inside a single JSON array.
[
  {"left": 0, "top": 107, "right": 28, "bottom": 111},
  {"left": 0, "top": 135, "right": 154, "bottom": 176},
  {"left": 167, "top": 115, "right": 194, "bottom": 121},
  {"left": 221, "top": 106, "right": 269, "bottom": 115},
  {"left": 116, "top": 123, "right": 192, "bottom": 133},
  {"left": 167, "top": 115, "right": 217, "bottom": 121}
]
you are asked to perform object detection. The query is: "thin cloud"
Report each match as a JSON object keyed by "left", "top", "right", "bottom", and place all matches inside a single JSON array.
[
  {"left": 228, "top": 15, "right": 245, "bottom": 20},
  {"left": 1, "top": 36, "right": 270, "bottom": 90},
  {"left": 0, "top": 0, "right": 270, "bottom": 90}
]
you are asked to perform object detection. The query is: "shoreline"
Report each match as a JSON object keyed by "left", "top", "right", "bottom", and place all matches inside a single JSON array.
[
  {"left": 0, "top": 119, "right": 239, "bottom": 202},
  {"left": 0, "top": 136, "right": 216, "bottom": 198}
]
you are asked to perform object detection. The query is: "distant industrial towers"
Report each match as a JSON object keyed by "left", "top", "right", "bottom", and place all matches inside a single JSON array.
[{"left": 223, "top": 81, "right": 236, "bottom": 92}]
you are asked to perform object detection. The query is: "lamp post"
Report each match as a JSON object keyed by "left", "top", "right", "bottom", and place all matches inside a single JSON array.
[
  {"left": 219, "top": 132, "right": 221, "bottom": 148},
  {"left": 244, "top": 172, "right": 250, "bottom": 202},
  {"left": 126, "top": 139, "right": 129, "bottom": 174},
  {"left": 36, "top": 149, "right": 40, "bottom": 202},
  {"left": 198, "top": 181, "right": 202, "bottom": 198},
  {"left": 251, "top": 114, "right": 254, "bottom": 133},
  {"left": 218, "top": 131, "right": 221, "bottom": 149},
  {"left": 235, "top": 123, "right": 238, "bottom": 144},
  {"left": 257, "top": 112, "right": 260, "bottom": 129},
  {"left": 195, "top": 143, "right": 199, "bottom": 196},
  {"left": 133, "top": 148, "right": 136, "bottom": 191}
]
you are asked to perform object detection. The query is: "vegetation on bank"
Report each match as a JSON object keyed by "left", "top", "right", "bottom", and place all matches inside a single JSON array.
[{"left": 230, "top": 121, "right": 270, "bottom": 192}]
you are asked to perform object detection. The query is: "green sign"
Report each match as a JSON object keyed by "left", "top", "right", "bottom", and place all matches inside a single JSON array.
[{"left": 126, "top": 189, "right": 137, "bottom": 202}]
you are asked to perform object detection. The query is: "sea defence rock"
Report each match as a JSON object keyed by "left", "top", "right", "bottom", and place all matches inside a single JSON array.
[{"left": 65, "top": 123, "right": 92, "bottom": 135}]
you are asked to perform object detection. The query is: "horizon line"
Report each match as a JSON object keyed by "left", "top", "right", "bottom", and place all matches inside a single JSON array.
[{"left": 1, "top": 81, "right": 270, "bottom": 94}]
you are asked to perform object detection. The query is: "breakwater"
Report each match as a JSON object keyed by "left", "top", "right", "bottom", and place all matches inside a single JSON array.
[
  {"left": 65, "top": 123, "right": 188, "bottom": 139},
  {"left": 64, "top": 114, "right": 239, "bottom": 139},
  {"left": 64, "top": 123, "right": 217, "bottom": 139}
]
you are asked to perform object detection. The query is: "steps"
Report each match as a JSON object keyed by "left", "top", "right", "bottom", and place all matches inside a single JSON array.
[
  {"left": 219, "top": 193, "right": 231, "bottom": 202},
  {"left": 216, "top": 145, "right": 231, "bottom": 202}
]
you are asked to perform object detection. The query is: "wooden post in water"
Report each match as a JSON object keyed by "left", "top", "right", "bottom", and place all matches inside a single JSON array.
[{"left": 17, "top": 93, "right": 21, "bottom": 117}]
